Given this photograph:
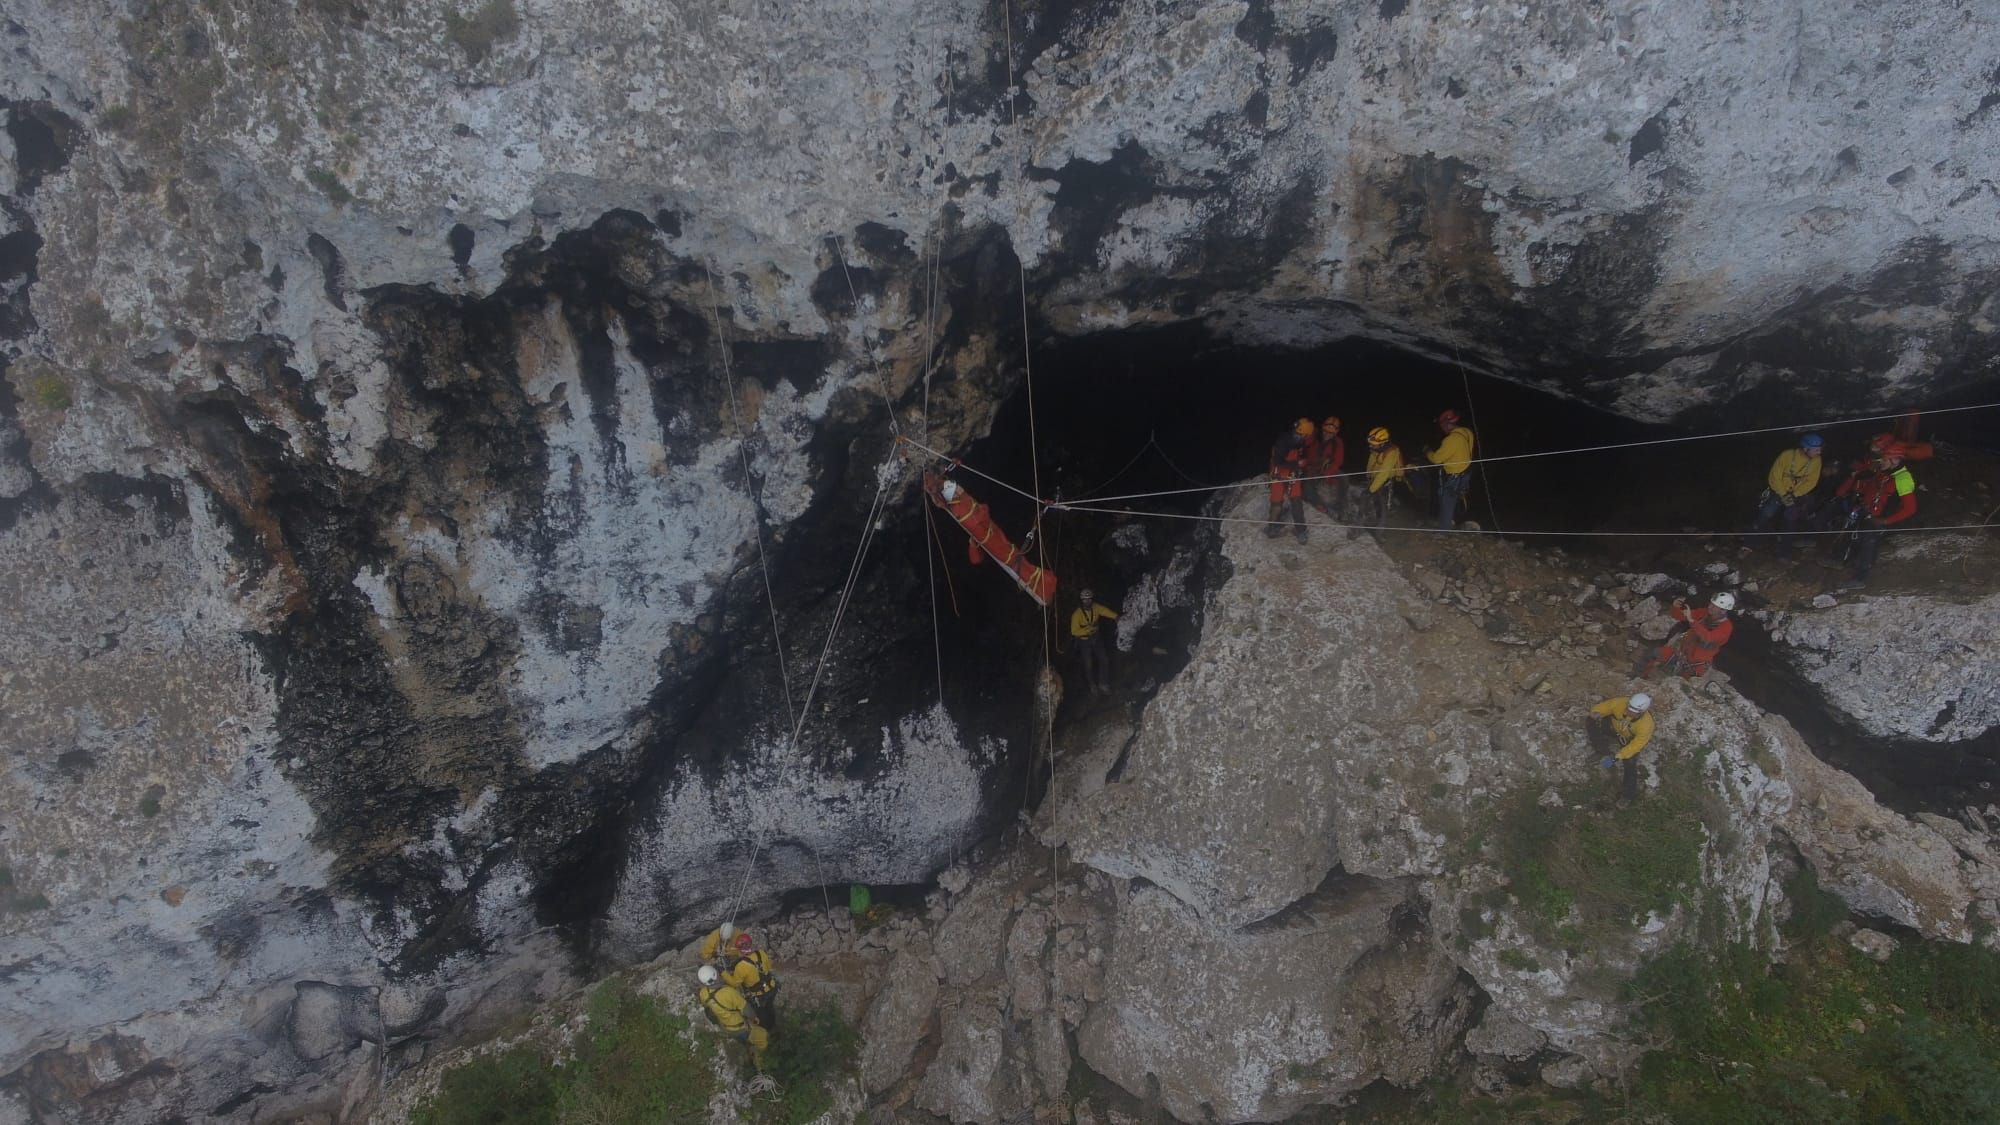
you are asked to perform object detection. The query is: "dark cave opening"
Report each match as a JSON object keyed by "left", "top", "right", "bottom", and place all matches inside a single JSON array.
[{"left": 941, "top": 321, "right": 2000, "bottom": 818}]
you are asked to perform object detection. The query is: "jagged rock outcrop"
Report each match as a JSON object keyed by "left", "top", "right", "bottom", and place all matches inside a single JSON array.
[{"left": 1768, "top": 591, "right": 2000, "bottom": 743}]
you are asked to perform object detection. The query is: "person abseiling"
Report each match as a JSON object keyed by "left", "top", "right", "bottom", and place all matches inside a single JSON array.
[
  {"left": 723, "top": 930, "right": 778, "bottom": 1030},
  {"left": 1638, "top": 592, "right": 1736, "bottom": 679},
  {"left": 1424, "top": 409, "right": 1476, "bottom": 530},
  {"left": 696, "top": 964, "right": 768, "bottom": 1069},
  {"left": 1832, "top": 442, "right": 1917, "bottom": 589},
  {"left": 1361, "top": 426, "right": 1406, "bottom": 529},
  {"left": 1069, "top": 587, "right": 1120, "bottom": 696},
  {"left": 1586, "top": 692, "right": 1655, "bottom": 802},
  {"left": 1751, "top": 432, "right": 1823, "bottom": 558},
  {"left": 1266, "top": 418, "right": 1313, "bottom": 542},
  {"left": 1306, "top": 416, "right": 1347, "bottom": 521}
]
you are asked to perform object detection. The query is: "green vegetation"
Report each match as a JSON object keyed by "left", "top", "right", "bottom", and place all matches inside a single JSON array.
[
  {"left": 409, "top": 985, "right": 858, "bottom": 1125},
  {"left": 748, "top": 1005, "right": 861, "bottom": 1125},
  {"left": 0, "top": 867, "right": 52, "bottom": 913},
  {"left": 411, "top": 1046, "right": 557, "bottom": 1125},
  {"left": 1496, "top": 948, "right": 1542, "bottom": 973},
  {"left": 97, "top": 104, "right": 136, "bottom": 133},
  {"left": 444, "top": 0, "right": 520, "bottom": 63},
  {"left": 1626, "top": 926, "right": 2000, "bottom": 1122},
  {"left": 22, "top": 371, "right": 71, "bottom": 411},
  {"left": 1494, "top": 766, "right": 1708, "bottom": 949},
  {"left": 305, "top": 168, "right": 353, "bottom": 206},
  {"left": 139, "top": 785, "right": 165, "bottom": 818}
]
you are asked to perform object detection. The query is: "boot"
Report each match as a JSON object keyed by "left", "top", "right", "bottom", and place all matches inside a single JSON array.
[
  {"left": 1264, "top": 502, "right": 1285, "bottom": 538},
  {"left": 1290, "top": 499, "right": 1309, "bottom": 543}
]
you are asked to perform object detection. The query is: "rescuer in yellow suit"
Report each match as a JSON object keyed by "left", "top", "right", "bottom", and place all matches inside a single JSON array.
[
  {"left": 1586, "top": 693, "right": 1655, "bottom": 802},
  {"left": 1069, "top": 588, "right": 1120, "bottom": 696},
  {"left": 696, "top": 964, "right": 767, "bottom": 1068}
]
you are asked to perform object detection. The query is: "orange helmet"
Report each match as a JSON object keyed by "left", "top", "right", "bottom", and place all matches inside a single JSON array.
[
  {"left": 1293, "top": 418, "right": 1314, "bottom": 437},
  {"left": 1322, "top": 416, "right": 1340, "bottom": 432},
  {"left": 1368, "top": 426, "right": 1390, "bottom": 445},
  {"left": 1437, "top": 409, "right": 1460, "bottom": 427}
]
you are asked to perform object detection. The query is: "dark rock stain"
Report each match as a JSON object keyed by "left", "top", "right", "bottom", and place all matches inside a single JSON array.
[
  {"left": 1627, "top": 100, "right": 1677, "bottom": 167},
  {"left": 447, "top": 223, "right": 475, "bottom": 267},
  {"left": 304, "top": 233, "right": 347, "bottom": 311},
  {"left": 1285, "top": 26, "right": 1338, "bottom": 86}
]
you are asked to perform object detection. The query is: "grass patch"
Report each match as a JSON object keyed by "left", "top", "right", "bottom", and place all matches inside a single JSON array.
[
  {"left": 1493, "top": 765, "right": 1708, "bottom": 946},
  {"left": 1497, "top": 948, "right": 1543, "bottom": 973},
  {"left": 409, "top": 984, "right": 715, "bottom": 1125},
  {"left": 411, "top": 1046, "right": 556, "bottom": 1125},
  {"left": 305, "top": 168, "right": 353, "bottom": 206},
  {"left": 408, "top": 986, "right": 858, "bottom": 1125},
  {"left": 22, "top": 372, "right": 71, "bottom": 411},
  {"left": 748, "top": 1004, "right": 861, "bottom": 1125},
  {"left": 1625, "top": 934, "right": 2000, "bottom": 1123},
  {"left": 444, "top": 0, "right": 520, "bottom": 63}
]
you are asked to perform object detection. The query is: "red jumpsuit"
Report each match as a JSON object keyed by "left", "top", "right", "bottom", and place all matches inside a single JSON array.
[{"left": 1645, "top": 602, "right": 1734, "bottom": 677}]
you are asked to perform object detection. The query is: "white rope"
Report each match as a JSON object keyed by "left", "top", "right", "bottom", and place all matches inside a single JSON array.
[
  {"left": 1451, "top": 340, "right": 1503, "bottom": 532},
  {"left": 1070, "top": 400, "right": 2000, "bottom": 507},
  {"left": 702, "top": 263, "right": 797, "bottom": 729},
  {"left": 828, "top": 235, "right": 905, "bottom": 438},
  {"left": 1052, "top": 500, "right": 2000, "bottom": 539}
]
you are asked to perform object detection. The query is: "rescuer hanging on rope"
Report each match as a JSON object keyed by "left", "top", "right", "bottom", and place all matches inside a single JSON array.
[
  {"left": 1069, "top": 587, "right": 1120, "bottom": 696},
  {"left": 696, "top": 964, "right": 768, "bottom": 1069},
  {"left": 701, "top": 923, "right": 780, "bottom": 1031},
  {"left": 923, "top": 469, "right": 1058, "bottom": 605},
  {"left": 1267, "top": 418, "right": 1313, "bottom": 543}
]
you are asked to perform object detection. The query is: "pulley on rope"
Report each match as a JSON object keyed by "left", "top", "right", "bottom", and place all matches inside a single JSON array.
[{"left": 922, "top": 467, "right": 1059, "bottom": 606}]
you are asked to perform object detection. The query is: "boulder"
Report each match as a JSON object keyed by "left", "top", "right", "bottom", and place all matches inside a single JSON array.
[
  {"left": 1076, "top": 879, "right": 1471, "bottom": 1123},
  {"left": 1767, "top": 593, "right": 2000, "bottom": 741},
  {"left": 859, "top": 946, "right": 941, "bottom": 1095}
]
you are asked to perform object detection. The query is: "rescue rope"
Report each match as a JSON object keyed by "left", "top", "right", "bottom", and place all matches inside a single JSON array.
[
  {"left": 1070, "top": 400, "right": 2000, "bottom": 506},
  {"left": 828, "top": 235, "right": 906, "bottom": 439},
  {"left": 1049, "top": 501, "right": 2000, "bottom": 539},
  {"left": 703, "top": 263, "right": 797, "bottom": 729},
  {"left": 1452, "top": 340, "right": 1503, "bottom": 533}
]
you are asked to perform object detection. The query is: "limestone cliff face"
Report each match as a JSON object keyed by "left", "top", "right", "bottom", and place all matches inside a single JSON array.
[{"left": 3, "top": 0, "right": 1998, "bottom": 1120}]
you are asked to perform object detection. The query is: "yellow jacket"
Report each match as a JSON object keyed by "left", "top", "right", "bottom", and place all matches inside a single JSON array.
[
  {"left": 1070, "top": 604, "right": 1119, "bottom": 639},
  {"left": 1366, "top": 445, "right": 1405, "bottom": 493},
  {"left": 1766, "top": 448, "right": 1822, "bottom": 500},
  {"left": 1427, "top": 428, "right": 1475, "bottom": 475},
  {"left": 698, "top": 928, "right": 730, "bottom": 961},
  {"left": 698, "top": 983, "right": 755, "bottom": 1032},
  {"left": 1591, "top": 697, "right": 1656, "bottom": 760},
  {"left": 726, "top": 949, "right": 776, "bottom": 997}
]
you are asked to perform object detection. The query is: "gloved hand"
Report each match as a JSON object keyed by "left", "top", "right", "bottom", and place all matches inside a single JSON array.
[{"left": 1599, "top": 756, "right": 1618, "bottom": 770}]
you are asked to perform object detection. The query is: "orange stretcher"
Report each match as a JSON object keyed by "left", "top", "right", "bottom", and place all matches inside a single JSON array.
[{"left": 923, "top": 470, "right": 1058, "bottom": 606}]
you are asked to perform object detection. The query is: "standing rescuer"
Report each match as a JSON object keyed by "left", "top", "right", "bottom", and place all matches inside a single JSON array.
[
  {"left": 1834, "top": 442, "right": 1918, "bottom": 589},
  {"left": 1425, "top": 409, "right": 1476, "bottom": 530},
  {"left": 1362, "top": 426, "right": 1406, "bottom": 529},
  {"left": 1752, "top": 432, "right": 1823, "bottom": 558},
  {"left": 1306, "top": 416, "right": 1348, "bottom": 521},
  {"left": 1586, "top": 692, "right": 1655, "bottom": 801},
  {"left": 1639, "top": 592, "right": 1736, "bottom": 679},
  {"left": 1267, "top": 418, "right": 1313, "bottom": 542},
  {"left": 1069, "top": 587, "right": 1120, "bottom": 696}
]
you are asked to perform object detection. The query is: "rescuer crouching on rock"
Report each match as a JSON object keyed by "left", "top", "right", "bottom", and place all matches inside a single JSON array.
[
  {"left": 1637, "top": 592, "right": 1735, "bottom": 680},
  {"left": 1586, "top": 691, "right": 1655, "bottom": 802}
]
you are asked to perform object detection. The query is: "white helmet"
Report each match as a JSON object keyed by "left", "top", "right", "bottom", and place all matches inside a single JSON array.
[
  {"left": 697, "top": 965, "right": 719, "bottom": 986},
  {"left": 1627, "top": 692, "right": 1652, "bottom": 713},
  {"left": 941, "top": 480, "right": 961, "bottom": 502},
  {"left": 1710, "top": 592, "right": 1736, "bottom": 612},
  {"left": 720, "top": 922, "right": 735, "bottom": 941}
]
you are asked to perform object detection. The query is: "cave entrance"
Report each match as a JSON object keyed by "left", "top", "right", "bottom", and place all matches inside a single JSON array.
[{"left": 939, "top": 323, "right": 2000, "bottom": 817}]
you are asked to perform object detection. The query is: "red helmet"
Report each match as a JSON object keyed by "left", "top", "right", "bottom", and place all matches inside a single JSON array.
[
  {"left": 1437, "top": 409, "right": 1460, "bottom": 427},
  {"left": 1877, "top": 442, "right": 1908, "bottom": 463},
  {"left": 732, "top": 932, "right": 755, "bottom": 951},
  {"left": 1322, "top": 416, "right": 1340, "bottom": 432}
]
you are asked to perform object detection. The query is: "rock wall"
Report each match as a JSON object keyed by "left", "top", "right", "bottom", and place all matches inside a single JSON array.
[{"left": 5, "top": 0, "right": 2000, "bottom": 1119}]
